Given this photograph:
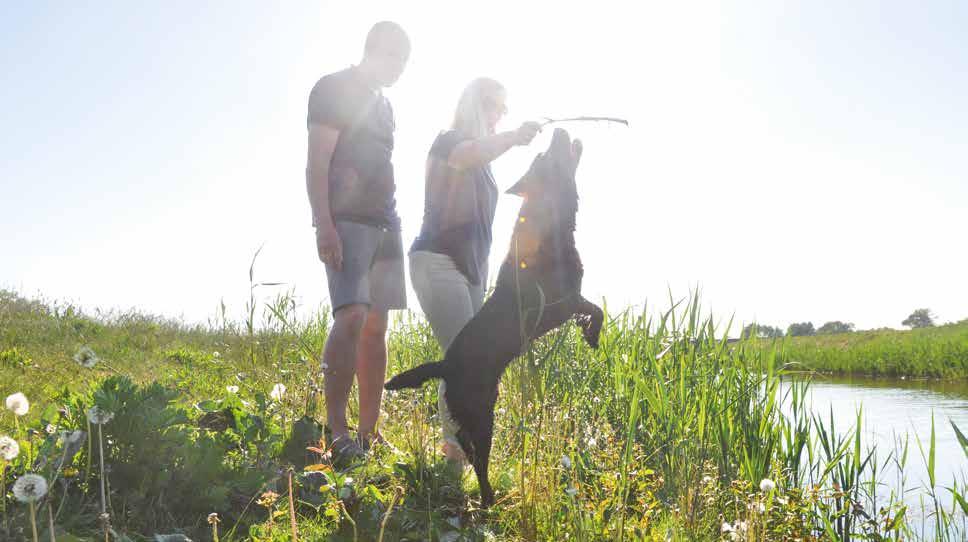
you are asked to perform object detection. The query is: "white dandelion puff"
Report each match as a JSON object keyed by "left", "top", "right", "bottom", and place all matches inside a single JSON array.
[
  {"left": 12, "top": 473, "right": 48, "bottom": 503},
  {"left": 226, "top": 385, "right": 239, "bottom": 394},
  {"left": 86, "top": 406, "right": 115, "bottom": 425},
  {"left": 560, "top": 454, "right": 572, "bottom": 469},
  {"left": 270, "top": 383, "right": 286, "bottom": 401},
  {"left": 565, "top": 486, "right": 578, "bottom": 497},
  {"left": 0, "top": 435, "right": 20, "bottom": 460},
  {"left": 759, "top": 478, "right": 776, "bottom": 492},
  {"left": 73, "top": 346, "right": 99, "bottom": 368},
  {"left": 721, "top": 522, "right": 733, "bottom": 533},
  {"left": 5, "top": 392, "right": 29, "bottom": 416},
  {"left": 60, "top": 430, "right": 85, "bottom": 446},
  {"left": 212, "top": 351, "right": 221, "bottom": 359}
]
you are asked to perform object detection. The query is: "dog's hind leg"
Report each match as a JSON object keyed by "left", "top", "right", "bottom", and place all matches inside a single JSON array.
[
  {"left": 470, "top": 412, "right": 496, "bottom": 507},
  {"left": 574, "top": 296, "right": 604, "bottom": 348}
]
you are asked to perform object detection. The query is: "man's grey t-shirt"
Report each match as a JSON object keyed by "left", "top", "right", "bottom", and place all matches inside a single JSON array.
[
  {"left": 307, "top": 67, "right": 399, "bottom": 230},
  {"left": 411, "top": 130, "right": 499, "bottom": 286}
]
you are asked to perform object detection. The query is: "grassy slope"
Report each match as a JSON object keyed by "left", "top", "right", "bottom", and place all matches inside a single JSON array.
[
  {"left": 769, "top": 322, "right": 968, "bottom": 378},
  {"left": 1, "top": 289, "right": 964, "bottom": 541}
]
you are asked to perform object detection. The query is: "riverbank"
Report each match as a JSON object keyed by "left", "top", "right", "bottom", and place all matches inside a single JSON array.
[
  {"left": 1, "top": 289, "right": 965, "bottom": 540},
  {"left": 763, "top": 322, "right": 968, "bottom": 378}
]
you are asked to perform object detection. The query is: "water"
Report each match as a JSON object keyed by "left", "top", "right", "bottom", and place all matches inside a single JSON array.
[{"left": 782, "top": 375, "right": 968, "bottom": 530}]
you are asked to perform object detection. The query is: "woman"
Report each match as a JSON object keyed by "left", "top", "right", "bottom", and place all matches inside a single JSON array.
[{"left": 410, "top": 77, "right": 540, "bottom": 463}]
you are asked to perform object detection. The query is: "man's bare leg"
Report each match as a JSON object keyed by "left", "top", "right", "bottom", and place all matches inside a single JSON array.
[
  {"left": 322, "top": 304, "right": 368, "bottom": 440},
  {"left": 356, "top": 307, "right": 389, "bottom": 444}
]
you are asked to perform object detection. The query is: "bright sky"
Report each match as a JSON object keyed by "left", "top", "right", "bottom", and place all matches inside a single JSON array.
[{"left": 2, "top": 1, "right": 966, "bottom": 333}]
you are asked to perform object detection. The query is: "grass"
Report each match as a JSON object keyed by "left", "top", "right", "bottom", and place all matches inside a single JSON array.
[
  {"left": 1, "top": 287, "right": 967, "bottom": 541},
  {"left": 763, "top": 323, "right": 968, "bottom": 378}
]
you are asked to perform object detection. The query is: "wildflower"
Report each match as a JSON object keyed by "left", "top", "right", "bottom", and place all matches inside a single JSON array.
[
  {"left": 0, "top": 435, "right": 20, "bottom": 460},
  {"left": 73, "top": 346, "right": 99, "bottom": 368},
  {"left": 721, "top": 522, "right": 733, "bottom": 533},
  {"left": 257, "top": 491, "right": 279, "bottom": 507},
  {"left": 759, "top": 478, "right": 776, "bottom": 492},
  {"left": 212, "top": 351, "right": 221, "bottom": 359},
  {"left": 587, "top": 437, "right": 597, "bottom": 447},
  {"left": 560, "top": 454, "right": 572, "bottom": 469},
  {"left": 12, "top": 473, "right": 48, "bottom": 503},
  {"left": 207, "top": 512, "right": 220, "bottom": 525},
  {"left": 86, "top": 406, "right": 115, "bottom": 425},
  {"left": 44, "top": 424, "right": 56, "bottom": 435},
  {"left": 702, "top": 475, "right": 712, "bottom": 483},
  {"left": 5, "top": 392, "right": 29, "bottom": 416},
  {"left": 226, "top": 385, "right": 240, "bottom": 394},
  {"left": 758, "top": 502, "right": 766, "bottom": 513},
  {"left": 270, "top": 383, "right": 286, "bottom": 401},
  {"left": 735, "top": 520, "right": 748, "bottom": 532}
]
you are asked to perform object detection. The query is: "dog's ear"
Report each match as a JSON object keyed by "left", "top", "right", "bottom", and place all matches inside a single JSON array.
[
  {"left": 506, "top": 153, "right": 543, "bottom": 196},
  {"left": 571, "top": 139, "right": 583, "bottom": 171}
]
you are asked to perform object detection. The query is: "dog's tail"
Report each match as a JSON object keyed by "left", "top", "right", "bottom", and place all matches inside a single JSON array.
[{"left": 384, "top": 361, "right": 447, "bottom": 391}]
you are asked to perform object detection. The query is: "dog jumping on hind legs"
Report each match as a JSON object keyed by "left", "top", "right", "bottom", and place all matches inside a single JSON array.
[{"left": 384, "top": 128, "right": 604, "bottom": 508}]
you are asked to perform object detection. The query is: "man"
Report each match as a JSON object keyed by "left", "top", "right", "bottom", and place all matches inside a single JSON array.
[{"left": 305, "top": 21, "right": 410, "bottom": 463}]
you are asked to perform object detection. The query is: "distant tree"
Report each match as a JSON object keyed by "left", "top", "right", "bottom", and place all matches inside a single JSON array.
[
  {"left": 741, "top": 323, "right": 784, "bottom": 339},
  {"left": 902, "top": 308, "right": 935, "bottom": 329},
  {"left": 817, "top": 321, "right": 855, "bottom": 335},
  {"left": 787, "top": 322, "right": 815, "bottom": 337}
]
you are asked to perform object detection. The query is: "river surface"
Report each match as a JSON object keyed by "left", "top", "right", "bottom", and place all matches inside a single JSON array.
[{"left": 781, "top": 375, "right": 968, "bottom": 532}]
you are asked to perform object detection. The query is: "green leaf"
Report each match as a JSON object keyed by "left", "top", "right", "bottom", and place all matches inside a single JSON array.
[{"left": 950, "top": 420, "right": 968, "bottom": 459}]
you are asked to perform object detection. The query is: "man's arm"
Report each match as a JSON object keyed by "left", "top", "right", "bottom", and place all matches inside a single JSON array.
[
  {"left": 307, "top": 123, "right": 343, "bottom": 269},
  {"left": 447, "top": 121, "right": 541, "bottom": 170}
]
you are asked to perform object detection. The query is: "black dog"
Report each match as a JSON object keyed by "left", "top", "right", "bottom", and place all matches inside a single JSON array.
[{"left": 385, "top": 128, "right": 603, "bottom": 507}]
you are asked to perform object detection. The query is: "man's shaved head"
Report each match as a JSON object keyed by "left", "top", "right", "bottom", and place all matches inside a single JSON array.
[
  {"left": 359, "top": 21, "right": 410, "bottom": 88},
  {"left": 364, "top": 21, "right": 410, "bottom": 57}
]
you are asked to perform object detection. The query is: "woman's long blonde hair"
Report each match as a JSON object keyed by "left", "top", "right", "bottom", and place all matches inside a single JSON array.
[{"left": 452, "top": 77, "right": 505, "bottom": 139}]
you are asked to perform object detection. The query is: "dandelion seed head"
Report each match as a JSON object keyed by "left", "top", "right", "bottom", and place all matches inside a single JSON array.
[
  {"left": 86, "top": 405, "right": 115, "bottom": 425},
  {"left": 0, "top": 435, "right": 19, "bottom": 460},
  {"left": 560, "top": 454, "right": 572, "bottom": 469},
  {"left": 270, "top": 383, "right": 286, "bottom": 401},
  {"left": 73, "top": 346, "right": 99, "bottom": 368},
  {"left": 207, "top": 512, "right": 220, "bottom": 525},
  {"left": 12, "top": 473, "right": 48, "bottom": 503},
  {"left": 721, "top": 522, "right": 733, "bottom": 533},
  {"left": 226, "top": 385, "right": 239, "bottom": 394},
  {"left": 5, "top": 392, "right": 29, "bottom": 416},
  {"left": 61, "top": 430, "right": 85, "bottom": 446},
  {"left": 759, "top": 478, "right": 776, "bottom": 492}
]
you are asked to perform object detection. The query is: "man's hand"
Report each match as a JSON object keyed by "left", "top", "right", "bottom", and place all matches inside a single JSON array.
[
  {"left": 316, "top": 222, "right": 343, "bottom": 270},
  {"left": 514, "top": 121, "right": 542, "bottom": 146}
]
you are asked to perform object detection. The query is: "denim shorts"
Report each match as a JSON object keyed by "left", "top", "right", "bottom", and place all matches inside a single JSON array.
[{"left": 323, "top": 220, "right": 407, "bottom": 313}]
